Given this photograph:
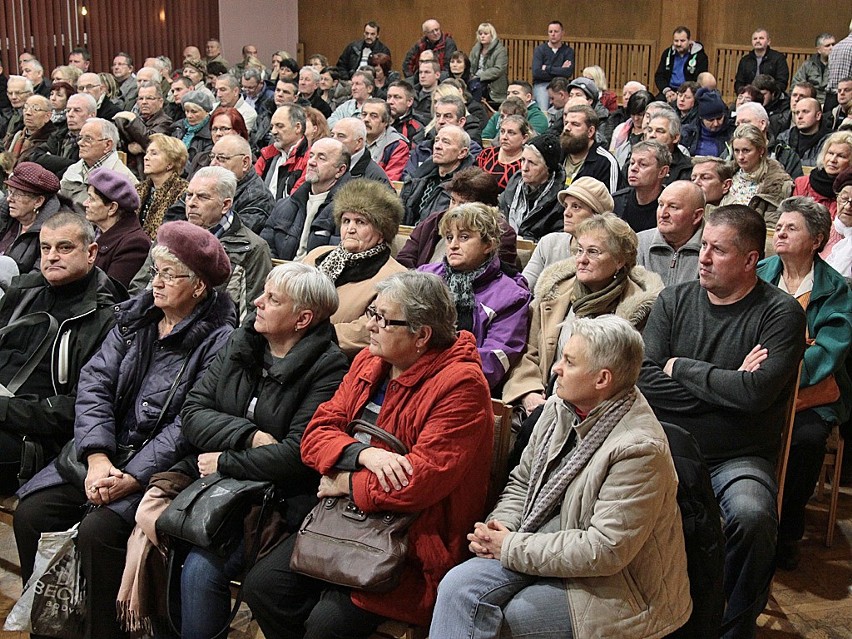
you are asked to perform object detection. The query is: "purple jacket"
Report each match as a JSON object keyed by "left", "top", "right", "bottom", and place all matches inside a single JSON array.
[
  {"left": 419, "top": 256, "right": 531, "bottom": 389},
  {"left": 19, "top": 289, "right": 236, "bottom": 522}
]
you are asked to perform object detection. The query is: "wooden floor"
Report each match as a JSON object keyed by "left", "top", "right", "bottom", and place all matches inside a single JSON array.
[{"left": 1, "top": 485, "right": 851, "bottom": 638}]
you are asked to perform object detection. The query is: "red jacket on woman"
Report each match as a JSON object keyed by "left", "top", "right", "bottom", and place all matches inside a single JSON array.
[{"left": 300, "top": 331, "right": 493, "bottom": 626}]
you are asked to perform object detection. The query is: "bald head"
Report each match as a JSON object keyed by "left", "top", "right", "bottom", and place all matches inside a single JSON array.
[
  {"left": 422, "top": 19, "right": 442, "bottom": 43},
  {"left": 78, "top": 72, "right": 105, "bottom": 101},
  {"left": 331, "top": 117, "right": 367, "bottom": 155},
  {"left": 210, "top": 134, "right": 252, "bottom": 179},
  {"left": 656, "top": 180, "right": 705, "bottom": 249},
  {"left": 794, "top": 97, "right": 822, "bottom": 134}
]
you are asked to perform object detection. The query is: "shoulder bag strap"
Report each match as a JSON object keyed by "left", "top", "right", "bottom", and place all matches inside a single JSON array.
[
  {"left": 0, "top": 312, "right": 59, "bottom": 395},
  {"left": 349, "top": 418, "right": 409, "bottom": 455}
]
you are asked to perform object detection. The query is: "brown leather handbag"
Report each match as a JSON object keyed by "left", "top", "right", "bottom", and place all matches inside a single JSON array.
[{"left": 289, "top": 419, "right": 417, "bottom": 592}]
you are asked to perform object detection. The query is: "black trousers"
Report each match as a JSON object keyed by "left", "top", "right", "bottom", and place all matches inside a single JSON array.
[
  {"left": 13, "top": 483, "right": 133, "bottom": 639},
  {"left": 242, "top": 532, "right": 386, "bottom": 639},
  {"left": 0, "top": 430, "right": 22, "bottom": 494},
  {"left": 779, "top": 408, "right": 833, "bottom": 542}
]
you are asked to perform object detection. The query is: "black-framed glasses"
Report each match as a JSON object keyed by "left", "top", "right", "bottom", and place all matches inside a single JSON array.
[
  {"left": 149, "top": 265, "right": 192, "bottom": 284},
  {"left": 365, "top": 305, "right": 409, "bottom": 329}
]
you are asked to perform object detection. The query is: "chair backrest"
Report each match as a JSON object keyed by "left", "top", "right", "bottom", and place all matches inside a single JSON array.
[
  {"left": 776, "top": 360, "right": 803, "bottom": 519},
  {"left": 516, "top": 238, "right": 537, "bottom": 270},
  {"left": 488, "top": 399, "right": 514, "bottom": 512}
]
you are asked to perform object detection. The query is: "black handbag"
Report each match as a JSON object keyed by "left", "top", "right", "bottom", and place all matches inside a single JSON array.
[
  {"left": 55, "top": 357, "right": 190, "bottom": 490},
  {"left": 289, "top": 419, "right": 418, "bottom": 593},
  {"left": 155, "top": 472, "right": 275, "bottom": 555}
]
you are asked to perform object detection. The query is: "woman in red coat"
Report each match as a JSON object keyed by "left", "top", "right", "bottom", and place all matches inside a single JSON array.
[{"left": 242, "top": 271, "right": 494, "bottom": 638}]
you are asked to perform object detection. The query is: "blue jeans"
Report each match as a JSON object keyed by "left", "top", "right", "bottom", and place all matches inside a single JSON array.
[
  {"left": 710, "top": 456, "right": 778, "bottom": 639},
  {"left": 179, "top": 542, "right": 246, "bottom": 639},
  {"left": 532, "top": 83, "right": 551, "bottom": 112},
  {"left": 430, "top": 557, "right": 573, "bottom": 639}
]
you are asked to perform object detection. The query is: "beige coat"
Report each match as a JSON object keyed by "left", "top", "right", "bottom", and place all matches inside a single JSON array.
[
  {"left": 502, "top": 259, "right": 663, "bottom": 405},
  {"left": 490, "top": 392, "right": 692, "bottom": 639},
  {"left": 304, "top": 245, "right": 406, "bottom": 358}
]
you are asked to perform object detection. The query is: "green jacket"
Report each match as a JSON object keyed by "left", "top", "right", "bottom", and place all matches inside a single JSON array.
[{"left": 758, "top": 255, "right": 852, "bottom": 424}]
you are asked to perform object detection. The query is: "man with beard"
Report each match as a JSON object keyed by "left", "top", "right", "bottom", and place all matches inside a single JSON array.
[
  {"left": 560, "top": 104, "right": 620, "bottom": 193},
  {"left": 255, "top": 104, "right": 310, "bottom": 200},
  {"left": 361, "top": 99, "right": 409, "bottom": 181}
]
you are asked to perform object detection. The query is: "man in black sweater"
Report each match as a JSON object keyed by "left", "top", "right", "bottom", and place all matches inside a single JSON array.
[{"left": 638, "top": 205, "right": 806, "bottom": 639}]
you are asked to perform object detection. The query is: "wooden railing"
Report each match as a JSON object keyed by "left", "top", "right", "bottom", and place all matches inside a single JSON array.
[
  {"left": 708, "top": 44, "right": 813, "bottom": 103},
  {"left": 502, "top": 35, "right": 656, "bottom": 95}
]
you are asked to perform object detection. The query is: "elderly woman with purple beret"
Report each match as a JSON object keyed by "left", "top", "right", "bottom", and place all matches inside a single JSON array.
[
  {"left": 14, "top": 220, "right": 237, "bottom": 639},
  {"left": 84, "top": 167, "right": 151, "bottom": 288}
]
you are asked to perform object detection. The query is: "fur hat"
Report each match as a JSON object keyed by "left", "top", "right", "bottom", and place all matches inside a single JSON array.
[
  {"left": 87, "top": 167, "right": 140, "bottom": 212},
  {"left": 156, "top": 221, "right": 231, "bottom": 288},
  {"left": 332, "top": 178, "right": 403, "bottom": 244},
  {"left": 697, "top": 88, "right": 726, "bottom": 119},
  {"left": 557, "top": 177, "right": 614, "bottom": 214},
  {"left": 526, "top": 133, "right": 562, "bottom": 175}
]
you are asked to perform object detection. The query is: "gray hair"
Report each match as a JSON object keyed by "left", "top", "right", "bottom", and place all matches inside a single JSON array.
[
  {"left": 736, "top": 101, "right": 769, "bottom": 123},
  {"left": 277, "top": 103, "right": 307, "bottom": 130},
  {"left": 151, "top": 244, "right": 198, "bottom": 279},
  {"left": 41, "top": 210, "right": 96, "bottom": 246},
  {"left": 68, "top": 92, "right": 98, "bottom": 114},
  {"left": 435, "top": 94, "right": 466, "bottom": 120},
  {"left": 193, "top": 166, "right": 237, "bottom": 200},
  {"left": 88, "top": 117, "right": 120, "bottom": 146},
  {"left": 374, "top": 272, "right": 457, "bottom": 349},
  {"left": 217, "top": 73, "right": 239, "bottom": 89},
  {"left": 336, "top": 117, "right": 367, "bottom": 141},
  {"left": 242, "top": 67, "right": 263, "bottom": 83},
  {"left": 352, "top": 69, "right": 375, "bottom": 90},
  {"left": 265, "top": 262, "right": 339, "bottom": 322},
  {"left": 623, "top": 80, "right": 647, "bottom": 93},
  {"left": 648, "top": 108, "right": 681, "bottom": 138},
  {"left": 570, "top": 315, "right": 645, "bottom": 392},
  {"left": 443, "top": 124, "right": 471, "bottom": 151},
  {"left": 631, "top": 140, "right": 672, "bottom": 168},
  {"left": 24, "top": 59, "right": 43, "bottom": 73},
  {"left": 299, "top": 66, "right": 321, "bottom": 83},
  {"left": 137, "top": 67, "right": 164, "bottom": 85},
  {"left": 8, "top": 75, "right": 34, "bottom": 93},
  {"left": 777, "top": 196, "right": 832, "bottom": 252},
  {"left": 137, "top": 80, "right": 163, "bottom": 97}
]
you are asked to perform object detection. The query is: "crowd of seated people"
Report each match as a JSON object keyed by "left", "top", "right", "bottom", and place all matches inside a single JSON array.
[{"left": 0, "top": 14, "right": 850, "bottom": 639}]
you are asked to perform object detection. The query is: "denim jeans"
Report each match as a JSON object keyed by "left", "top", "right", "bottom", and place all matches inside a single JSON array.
[
  {"left": 430, "top": 557, "right": 573, "bottom": 639},
  {"left": 710, "top": 456, "right": 778, "bottom": 639},
  {"left": 179, "top": 542, "right": 246, "bottom": 639},
  {"left": 532, "top": 83, "right": 551, "bottom": 112}
]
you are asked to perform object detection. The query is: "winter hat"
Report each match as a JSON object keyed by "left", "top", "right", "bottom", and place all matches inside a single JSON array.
[
  {"left": 156, "top": 221, "right": 231, "bottom": 288},
  {"left": 568, "top": 77, "right": 600, "bottom": 104},
  {"left": 834, "top": 167, "right": 852, "bottom": 193},
  {"left": 557, "top": 177, "right": 614, "bottom": 214},
  {"left": 697, "top": 88, "right": 726, "bottom": 119},
  {"left": 182, "top": 89, "right": 214, "bottom": 113},
  {"left": 5, "top": 161, "right": 60, "bottom": 195},
  {"left": 525, "top": 134, "right": 562, "bottom": 175},
  {"left": 332, "top": 178, "right": 402, "bottom": 244},
  {"left": 87, "top": 168, "right": 140, "bottom": 212}
]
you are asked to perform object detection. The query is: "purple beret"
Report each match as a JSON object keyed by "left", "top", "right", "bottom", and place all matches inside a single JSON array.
[
  {"left": 834, "top": 167, "right": 852, "bottom": 193},
  {"left": 155, "top": 221, "right": 231, "bottom": 288},
  {"left": 87, "top": 168, "right": 140, "bottom": 212},
  {"left": 5, "top": 162, "right": 60, "bottom": 195}
]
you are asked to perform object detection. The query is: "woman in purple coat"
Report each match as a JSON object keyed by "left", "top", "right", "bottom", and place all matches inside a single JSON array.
[
  {"left": 419, "top": 202, "right": 531, "bottom": 390},
  {"left": 13, "top": 221, "right": 237, "bottom": 639}
]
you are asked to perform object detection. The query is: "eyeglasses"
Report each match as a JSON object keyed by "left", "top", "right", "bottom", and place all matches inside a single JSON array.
[
  {"left": 210, "top": 126, "right": 233, "bottom": 134},
  {"left": 137, "top": 96, "right": 162, "bottom": 102},
  {"left": 7, "top": 90, "right": 33, "bottom": 97},
  {"left": 76, "top": 84, "right": 101, "bottom": 92},
  {"left": 6, "top": 187, "right": 37, "bottom": 200},
  {"left": 365, "top": 305, "right": 409, "bottom": 329},
  {"left": 78, "top": 135, "right": 108, "bottom": 145},
  {"left": 22, "top": 105, "right": 50, "bottom": 113},
  {"left": 571, "top": 246, "right": 607, "bottom": 260},
  {"left": 838, "top": 195, "right": 852, "bottom": 208},
  {"left": 149, "top": 265, "right": 192, "bottom": 284},
  {"left": 209, "top": 152, "right": 245, "bottom": 162}
]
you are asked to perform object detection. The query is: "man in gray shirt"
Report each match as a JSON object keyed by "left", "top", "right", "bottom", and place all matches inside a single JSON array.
[{"left": 636, "top": 180, "right": 704, "bottom": 287}]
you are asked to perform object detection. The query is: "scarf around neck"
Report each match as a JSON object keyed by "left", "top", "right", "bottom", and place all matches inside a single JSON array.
[
  {"left": 808, "top": 168, "right": 836, "bottom": 200},
  {"left": 570, "top": 268, "right": 629, "bottom": 318},
  {"left": 443, "top": 255, "right": 492, "bottom": 332},
  {"left": 181, "top": 116, "right": 208, "bottom": 148},
  {"left": 316, "top": 242, "right": 389, "bottom": 284},
  {"left": 520, "top": 387, "right": 637, "bottom": 533}
]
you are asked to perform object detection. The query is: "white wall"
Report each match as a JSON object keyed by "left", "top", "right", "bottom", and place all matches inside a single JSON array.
[{"left": 218, "top": 0, "right": 298, "bottom": 70}]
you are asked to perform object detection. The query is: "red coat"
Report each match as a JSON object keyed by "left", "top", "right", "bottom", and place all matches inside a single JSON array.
[
  {"left": 300, "top": 331, "right": 493, "bottom": 626},
  {"left": 254, "top": 136, "right": 310, "bottom": 198}
]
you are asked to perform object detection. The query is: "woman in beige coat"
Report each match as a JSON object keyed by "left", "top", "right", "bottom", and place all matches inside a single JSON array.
[
  {"left": 303, "top": 178, "right": 406, "bottom": 357},
  {"left": 503, "top": 214, "right": 663, "bottom": 412},
  {"left": 431, "top": 314, "right": 692, "bottom": 639}
]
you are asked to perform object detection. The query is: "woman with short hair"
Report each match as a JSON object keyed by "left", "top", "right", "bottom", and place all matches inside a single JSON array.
[
  {"left": 304, "top": 106, "right": 331, "bottom": 145},
  {"left": 419, "top": 202, "right": 531, "bottom": 390},
  {"left": 169, "top": 262, "right": 350, "bottom": 638},
  {"left": 432, "top": 314, "right": 692, "bottom": 639},
  {"left": 503, "top": 213, "right": 663, "bottom": 415},
  {"left": 368, "top": 53, "right": 399, "bottom": 101},
  {"left": 136, "top": 133, "right": 188, "bottom": 238},
  {"left": 303, "top": 178, "right": 407, "bottom": 358},
  {"left": 14, "top": 220, "right": 236, "bottom": 639},
  {"left": 758, "top": 196, "right": 852, "bottom": 569},
  {"left": 243, "top": 271, "right": 494, "bottom": 639},
  {"left": 84, "top": 167, "right": 151, "bottom": 287}
]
